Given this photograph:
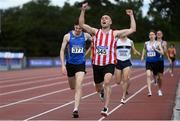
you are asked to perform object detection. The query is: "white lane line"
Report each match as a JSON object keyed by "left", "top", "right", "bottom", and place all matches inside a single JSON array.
[
  {"left": 0, "top": 72, "right": 93, "bottom": 88},
  {"left": 98, "top": 69, "right": 169, "bottom": 121},
  {"left": 0, "top": 75, "right": 93, "bottom": 96},
  {"left": 0, "top": 81, "right": 65, "bottom": 96},
  {"left": 24, "top": 92, "right": 97, "bottom": 121},
  {"left": 0, "top": 81, "right": 93, "bottom": 109},
  {"left": 0, "top": 74, "right": 61, "bottom": 84},
  {"left": 0, "top": 68, "right": 93, "bottom": 83},
  {"left": 98, "top": 85, "right": 147, "bottom": 121},
  {"left": 0, "top": 77, "right": 62, "bottom": 88},
  {"left": 23, "top": 72, "right": 145, "bottom": 121}
]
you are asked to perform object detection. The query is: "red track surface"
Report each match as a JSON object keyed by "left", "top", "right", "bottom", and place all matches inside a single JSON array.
[{"left": 0, "top": 67, "right": 179, "bottom": 120}]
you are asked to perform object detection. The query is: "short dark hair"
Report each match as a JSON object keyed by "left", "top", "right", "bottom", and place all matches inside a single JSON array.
[
  {"left": 74, "top": 19, "right": 79, "bottom": 26},
  {"left": 149, "top": 30, "right": 156, "bottom": 34}
]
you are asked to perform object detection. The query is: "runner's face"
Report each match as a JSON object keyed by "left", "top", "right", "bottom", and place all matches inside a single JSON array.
[
  {"left": 74, "top": 25, "right": 82, "bottom": 35},
  {"left": 101, "top": 15, "right": 112, "bottom": 28},
  {"left": 157, "top": 31, "right": 163, "bottom": 39},
  {"left": 149, "top": 32, "right": 156, "bottom": 40},
  {"left": 120, "top": 36, "right": 126, "bottom": 40}
]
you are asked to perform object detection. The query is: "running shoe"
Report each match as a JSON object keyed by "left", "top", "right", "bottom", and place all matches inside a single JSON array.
[
  {"left": 101, "top": 107, "right": 108, "bottom": 117},
  {"left": 72, "top": 110, "right": 79, "bottom": 118},
  {"left": 158, "top": 90, "right": 163, "bottom": 96},
  {"left": 148, "top": 92, "right": 152, "bottom": 97},
  {"left": 99, "top": 89, "right": 104, "bottom": 101},
  {"left": 121, "top": 98, "right": 125, "bottom": 104}
]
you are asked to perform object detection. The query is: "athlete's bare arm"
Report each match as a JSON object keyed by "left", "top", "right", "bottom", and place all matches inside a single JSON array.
[
  {"left": 60, "top": 34, "right": 69, "bottom": 75},
  {"left": 114, "top": 9, "right": 136, "bottom": 37},
  {"left": 85, "top": 33, "right": 92, "bottom": 56},
  {"left": 79, "top": 2, "right": 97, "bottom": 35},
  {"left": 141, "top": 43, "right": 146, "bottom": 61},
  {"left": 131, "top": 41, "right": 141, "bottom": 56},
  {"left": 85, "top": 32, "right": 92, "bottom": 41},
  {"left": 85, "top": 44, "right": 91, "bottom": 56}
]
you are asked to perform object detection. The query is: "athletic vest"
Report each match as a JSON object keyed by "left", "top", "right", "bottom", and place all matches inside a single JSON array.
[
  {"left": 157, "top": 40, "right": 165, "bottom": 61},
  {"left": 92, "top": 29, "right": 116, "bottom": 66},
  {"left": 145, "top": 40, "right": 159, "bottom": 62},
  {"left": 116, "top": 38, "right": 132, "bottom": 61},
  {"left": 66, "top": 31, "right": 85, "bottom": 64}
]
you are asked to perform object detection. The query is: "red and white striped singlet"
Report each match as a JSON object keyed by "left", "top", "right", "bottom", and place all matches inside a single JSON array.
[{"left": 92, "top": 29, "right": 116, "bottom": 66}]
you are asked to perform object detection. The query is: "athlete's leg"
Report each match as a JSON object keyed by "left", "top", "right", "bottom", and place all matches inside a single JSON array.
[
  {"left": 73, "top": 71, "right": 85, "bottom": 111},
  {"left": 103, "top": 73, "right": 113, "bottom": 108},
  {"left": 157, "top": 73, "right": 163, "bottom": 96},
  {"left": 93, "top": 65, "right": 104, "bottom": 92},
  {"left": 121, "top": 67, "right": 131, "bottom": 99},
  {"left": 115, "top": 68, "right": 122, "bottom": 85},
  {"left": 68, "top": 77, "right": 76, "bottom": 90},
  {"left": 171, "top": 60, "right": 175, "bottom": 76},
  {"left": 146, "top": 70, "right": 152, "bottom": 96},
  {"left": 95, "top": 82, "right": 104, "bottom": 92},
  {"left": 169, "top": 58, "right": 173, "bottom": 75}
]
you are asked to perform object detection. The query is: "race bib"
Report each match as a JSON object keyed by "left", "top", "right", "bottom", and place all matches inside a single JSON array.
[
  {"left": 96, "top": 46, "right": 108, "bottom": 55},
  {"left": 147, "top": 51, "right": 156, "bottom": 57},
  {"left": 118, "top": 50, "right": 128, "bottom": 57},
  {"left": 71, "top": 47, "right": 84, "bottom": 53}
]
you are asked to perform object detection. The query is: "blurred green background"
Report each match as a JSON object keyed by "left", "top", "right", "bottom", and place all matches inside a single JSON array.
[{"left": 0, "top": 0, "right": 179, "bottom": 58}]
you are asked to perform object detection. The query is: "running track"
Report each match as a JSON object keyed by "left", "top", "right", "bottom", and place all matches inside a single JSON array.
[{"left": 0, "top": 67, "right": 179, "bottom": 120}]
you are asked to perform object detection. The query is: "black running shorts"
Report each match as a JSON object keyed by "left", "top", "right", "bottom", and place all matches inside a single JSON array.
[
  {"left": 66, "top": 62, "right": 85, "bottom": 77},
  {"left": 157, "top": 60, "right": 164, "bottom": 73},
  {"left": 116, "top": 59, "right": 132, "bottom": 70},
  {"left": 92, "top": 64, "right": 115, "bottom": 84},
  {"left": 146, "top": 61, "right": 158, "bottom": 76}
]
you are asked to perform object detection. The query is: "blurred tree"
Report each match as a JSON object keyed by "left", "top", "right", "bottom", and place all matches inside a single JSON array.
[
  {"left": 1, "top": 0, "right": 179, "bottom": 57},
  {"left": 148, "top": 0, "right": 180, "bottom": 40}
]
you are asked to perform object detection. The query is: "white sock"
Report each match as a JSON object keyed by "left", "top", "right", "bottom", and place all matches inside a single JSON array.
[{"left": 73, "top": 108, "right": 78, "bottom": 111}]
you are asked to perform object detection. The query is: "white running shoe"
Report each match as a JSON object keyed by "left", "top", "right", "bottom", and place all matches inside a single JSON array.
[
  {"left": 121, "top": 98, "right": 125, "bottom": 104},
  {"left": 158, "top": 90, "right": 163, "bottom": 96},
  {"left": 101, "top": 107, "right": 108, "bottom": 117},
  {"left": 148, "top": 92, "right": 152, "bottom": 97}
]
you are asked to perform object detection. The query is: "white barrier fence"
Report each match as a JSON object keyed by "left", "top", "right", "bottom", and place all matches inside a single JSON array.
[{"left": 0, "top": 52, "right": 25, "bottom": 71}]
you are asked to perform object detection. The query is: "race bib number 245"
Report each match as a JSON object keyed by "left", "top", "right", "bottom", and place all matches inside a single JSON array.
[{"left": 96, "top": 46, "right": 108, "bottom": 55}]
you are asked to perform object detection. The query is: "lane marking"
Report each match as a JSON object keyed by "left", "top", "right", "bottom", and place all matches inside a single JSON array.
[
  {"left": 0, "top": 77, "right": 62, "bottom": 88},
  {"left": 0, "top": 75, "right": 93, "bottom": 96},
  {"left": 0, "top": 74, "right": 61, "bottom": 84},
  {"left": 0, "top": 80, "right": 93, "bottom": 109},
  {"left": 98, "top": 69, "right": 169, "bottom": 121},
  {"left": 23, "top": 71, "right": 145, "bottom": 121},
  {"left": 0, "top": 68, "right": 93, "bottom": 83},
  {"left": 0, "top": 71, "right": 92, "bottom": 88},
  {"left": 24, "top": 92, "right": 97, "bottom": 121}
]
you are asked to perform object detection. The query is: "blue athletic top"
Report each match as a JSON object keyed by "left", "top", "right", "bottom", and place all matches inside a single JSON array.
[
  {"left": 145, "top": 40, "right": 159, "bottom": 62},
  {"left": 66, "top": 31, "right": 86, "bottom": 64}
]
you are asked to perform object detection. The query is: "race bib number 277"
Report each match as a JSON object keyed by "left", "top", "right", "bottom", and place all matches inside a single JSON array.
[{"left": 71, "top": 47, "right": 84, "bottom": 53}]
